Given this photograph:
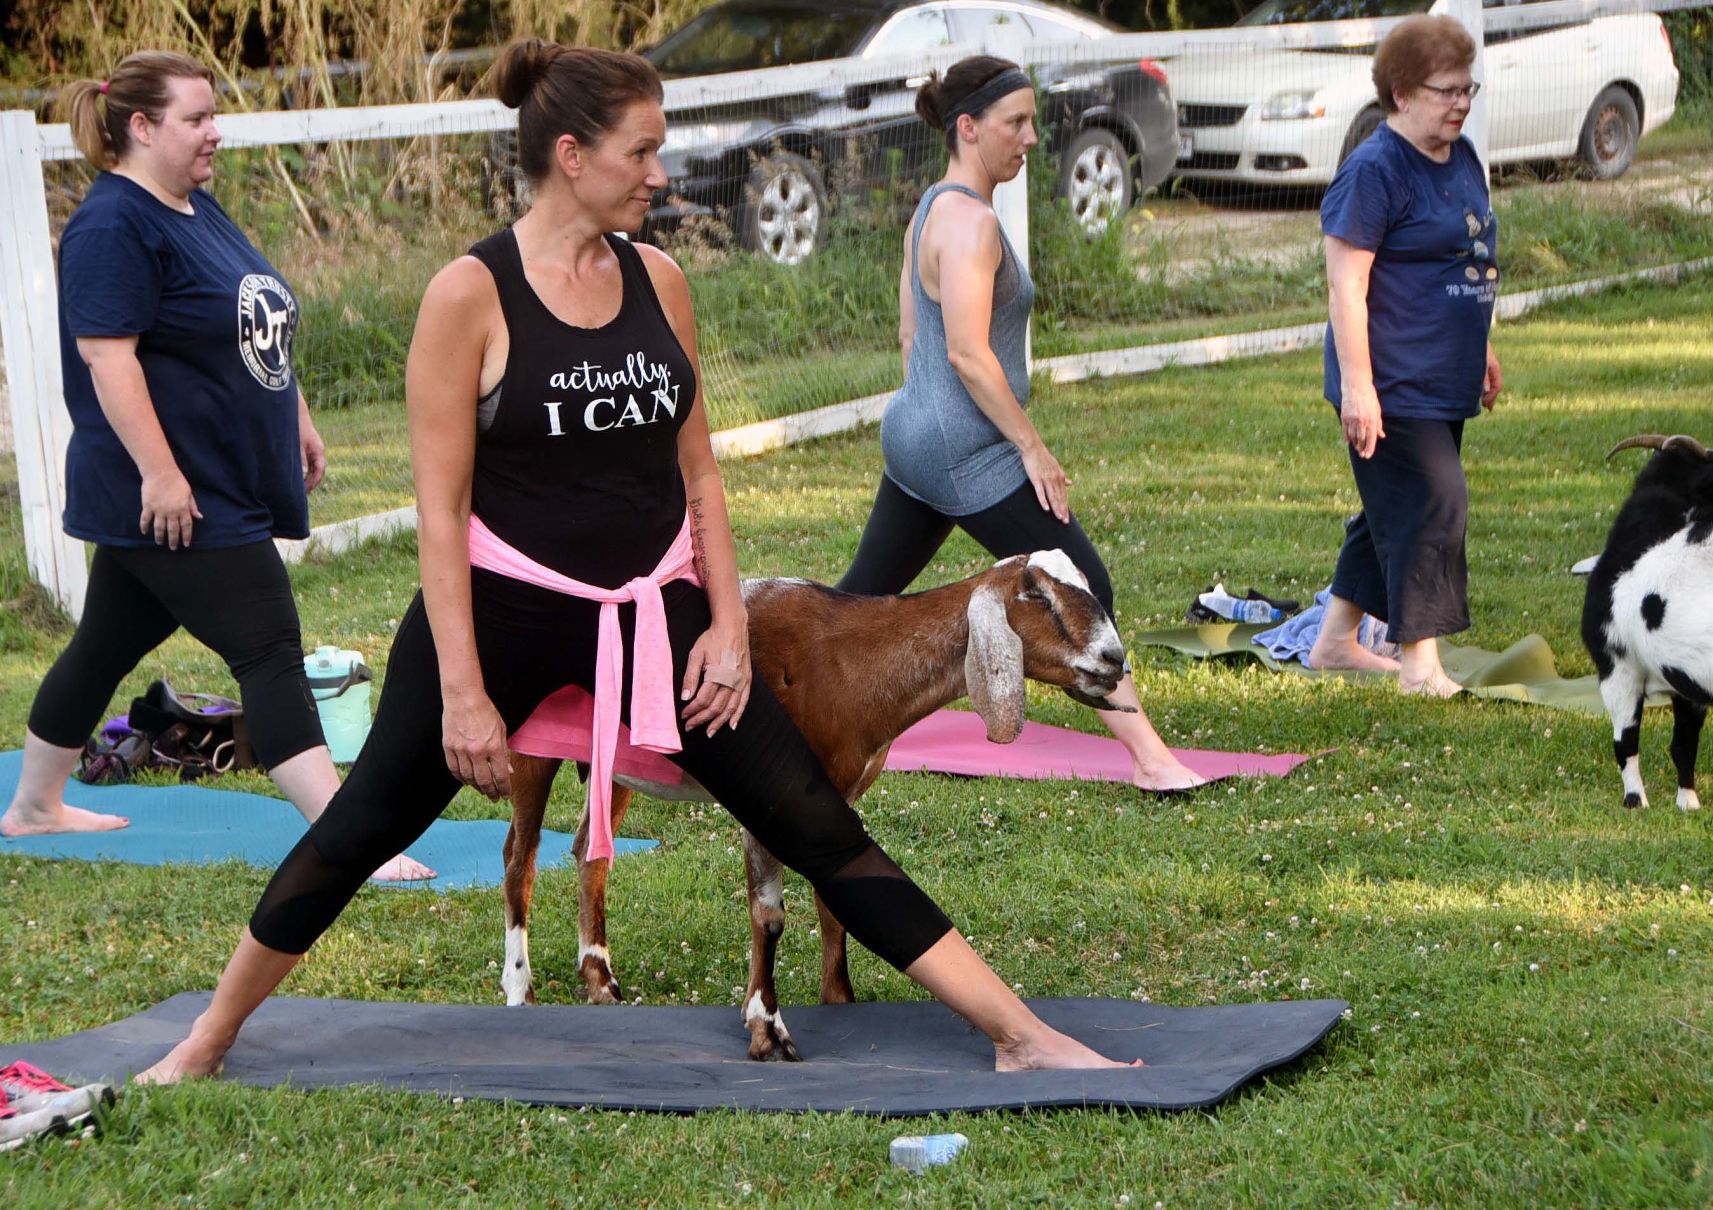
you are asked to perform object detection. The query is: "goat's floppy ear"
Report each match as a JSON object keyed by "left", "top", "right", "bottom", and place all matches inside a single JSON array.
[{"left": 965, "top": 583, "right": 1026, "bottom": 743}]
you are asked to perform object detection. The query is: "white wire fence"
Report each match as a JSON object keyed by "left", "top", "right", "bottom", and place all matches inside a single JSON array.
[{"left": 1, "top": 0, "right": 1708, "bottom": 617}]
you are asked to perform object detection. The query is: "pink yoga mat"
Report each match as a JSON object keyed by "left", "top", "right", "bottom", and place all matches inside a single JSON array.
[{"left": 883, "top": 709, "right": 1312, "bottom": 784}]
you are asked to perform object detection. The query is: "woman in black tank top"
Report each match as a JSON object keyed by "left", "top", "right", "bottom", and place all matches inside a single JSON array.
[{"left": 139, "top": 40, "right": 1137, "bottom": 1085}]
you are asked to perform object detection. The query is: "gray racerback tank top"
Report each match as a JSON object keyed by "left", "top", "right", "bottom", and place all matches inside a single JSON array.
[{"left": 879, "top": 182, "right": 1035, "bottom": 516}]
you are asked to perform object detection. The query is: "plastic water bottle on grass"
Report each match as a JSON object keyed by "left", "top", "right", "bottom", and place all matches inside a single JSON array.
[
  {"left": 1197, "top": 584, "right": 1283, "bottom": 624},
  {"left": 889, "top": 1132, "right": 969, "bottom": 1173}
]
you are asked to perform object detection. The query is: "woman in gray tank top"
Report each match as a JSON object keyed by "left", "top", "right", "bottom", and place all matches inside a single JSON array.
[{"left": 839, "top": 56, "right": 1204, "bottom": 793}]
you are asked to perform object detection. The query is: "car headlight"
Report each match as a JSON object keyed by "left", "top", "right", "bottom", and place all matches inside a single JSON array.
[
  {"left": 1259, "top": 90, "right": 1325, "bottom": 121},
  {"left": 665, "top": 119, "right": 770, "bottom": 156},
  {"left": 1044, "top": 71, "right": 1106, "bottom": 94}
]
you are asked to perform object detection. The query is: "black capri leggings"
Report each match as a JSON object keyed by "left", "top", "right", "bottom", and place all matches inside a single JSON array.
[
  {"left": 839, "top": 474, "right": 1116, "bottom": 616},
  {"left": 249, "top": 571, "right": 954, "bottom": 969},
  {"left": 28, "top": 542, "right": 325, "bottom": 769},
  {"left": 1330, "top": 416, "right": 1470, "bottom": 645}
]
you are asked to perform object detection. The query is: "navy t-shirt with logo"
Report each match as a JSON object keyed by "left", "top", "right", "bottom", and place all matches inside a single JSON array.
[
  {"left": 57, "top": 173, "right": 309, "bottom": 547},
  {"left": 1321, "top": 124, "right": 1498, "bottom": 421}
]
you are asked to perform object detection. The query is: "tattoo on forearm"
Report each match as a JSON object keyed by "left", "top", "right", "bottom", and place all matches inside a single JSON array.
[{"left": 688, "top": 495, "right": 710, "bottom": 585}]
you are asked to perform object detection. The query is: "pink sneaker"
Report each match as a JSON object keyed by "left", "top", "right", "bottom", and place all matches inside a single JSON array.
[{"left": 0, "top": 1061, "right": 113, "bottom": 1126}]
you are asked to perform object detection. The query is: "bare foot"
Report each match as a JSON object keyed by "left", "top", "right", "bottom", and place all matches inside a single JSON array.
[
  {"left": 1133, "top": 758, "right": 1207, "bottom": 793},
  {"left": 0, "top": 802, "right": 129, "bottom": 837},
  {"left": 995, "top": 1026, "right": 1136, "bottom": 1071},
  {"left": 133, "top": 1029, "right": 230, "bottom": 1085},
  {"left": 1306, "top": 637, "right": 1401, "bottom": 674},
  {"left": 1399, "top": 670, "right": 1462, "bottom": 699},
  {"left": 369, "top": 853, "right": 437, "bottom": 882}
]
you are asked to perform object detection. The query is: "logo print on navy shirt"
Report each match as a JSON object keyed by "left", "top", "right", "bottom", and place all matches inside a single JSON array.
[{"left": 237, "top": 273, "right": 297, "bottom": 391}]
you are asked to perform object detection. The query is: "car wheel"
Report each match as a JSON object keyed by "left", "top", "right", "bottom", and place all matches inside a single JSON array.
[
  {"left": 737, "top": 152, "right": 827, "bottom": 265},
  {"left": 1339, "top": 107, "right": 1385, "bottom": 166},
  {"left": 1576, "top": 86, "right": 1640, "bottom": 180},
  {"left": 1058, "top": 128, "right": 1133, "bottom": 234}
]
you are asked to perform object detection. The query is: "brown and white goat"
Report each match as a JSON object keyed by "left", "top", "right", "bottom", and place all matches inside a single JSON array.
[{"left": 500, "top": 551, "right": 1130, "bottom": 1060}]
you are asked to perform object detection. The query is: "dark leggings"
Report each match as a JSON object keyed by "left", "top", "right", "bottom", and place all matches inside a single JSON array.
[
  {"left": 249, "top": 571, "right": 954, "bottom": 968},
  {"left": 28, "top": 542, "right": 325, "bottom": 769},
  {"left": 1331, "top": 416, "right": 1470, "bottom": 645},
  {"left": 839, "top": 474, "right": 1116, "bottom": 617}
]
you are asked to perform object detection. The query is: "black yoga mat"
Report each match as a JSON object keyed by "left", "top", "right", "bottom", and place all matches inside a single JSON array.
[{"left": 8, "top": 992, "right": 1345, "bottom": 1116}]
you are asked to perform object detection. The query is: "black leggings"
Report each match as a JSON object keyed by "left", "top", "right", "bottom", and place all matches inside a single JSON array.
[
  {"left": 28, "top": 542, "right": 325, "bottom": 769},
  {"left": 1331, "top": 416, "right": 1470, "bottom": 645},
  {"left": 248, "top": 571, "right": 954, "bottom": 968},
  {"left": 839, "top": 474, "right": 1116, "bottom": 617}
]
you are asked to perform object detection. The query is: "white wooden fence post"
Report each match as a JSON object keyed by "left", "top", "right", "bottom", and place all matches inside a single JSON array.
[
  {"left": 1444, "top": 0, "right": 1491, "bottom": 177},
  {"left": 983, "top": 25, "right": 1034, "bottom": 373},
  {"left": 0, "top": 110, "right": 86, "bottom": 618}
]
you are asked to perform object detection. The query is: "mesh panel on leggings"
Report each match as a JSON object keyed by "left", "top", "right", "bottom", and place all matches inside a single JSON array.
[
  {"left": 809, "top": 844, "right": 953, "bottom": 972},
  {"left": 248, "top": 833, "right": 375, "bottom": 955}
]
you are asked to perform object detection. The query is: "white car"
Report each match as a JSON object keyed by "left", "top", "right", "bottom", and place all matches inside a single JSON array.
[{"left": 1166, "top": 0, "right": 1680, "bottom": 186}]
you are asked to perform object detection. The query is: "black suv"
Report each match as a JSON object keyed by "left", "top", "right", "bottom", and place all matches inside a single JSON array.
[{"left": 639, "top": 0, "right": 1179, "bottom": 262}]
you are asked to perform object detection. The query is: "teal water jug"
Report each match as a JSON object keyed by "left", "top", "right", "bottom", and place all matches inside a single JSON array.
[{"left": 305, "top": 645, "right": 373, "bottom": 763}]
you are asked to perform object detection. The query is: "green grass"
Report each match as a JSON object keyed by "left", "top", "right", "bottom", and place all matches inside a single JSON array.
[{"left": 4, "top": 277, "right": 1713, "bottom": 1207}]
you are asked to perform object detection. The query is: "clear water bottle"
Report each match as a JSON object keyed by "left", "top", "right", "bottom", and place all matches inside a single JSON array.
[
  {"left": 1197, "top": 584, "right": 1283, "bottom": 624},
  {"left": 889, "top": 1132, "right": 969, "bottom": 1174}
]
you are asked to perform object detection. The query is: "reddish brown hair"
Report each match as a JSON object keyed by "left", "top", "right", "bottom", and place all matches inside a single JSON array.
[{"left": 1372, "top": 15, "right": 1476, "bottom": 114}]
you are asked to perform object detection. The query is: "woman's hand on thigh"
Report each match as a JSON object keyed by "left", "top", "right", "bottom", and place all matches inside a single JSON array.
[
  {"left": 1019, "top": 440, "right": 1071, "bottom": 523},
  {"left": 441, "top": 689, "right": 512, "bottom": 799},
  {"left": 681, "top": 622, "right": 751, "bottom": 736}
]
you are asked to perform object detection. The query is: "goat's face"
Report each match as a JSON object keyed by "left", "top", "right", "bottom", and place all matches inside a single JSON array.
[{"left": 964, "top": 552, "right": 1129, "bottom": 742}]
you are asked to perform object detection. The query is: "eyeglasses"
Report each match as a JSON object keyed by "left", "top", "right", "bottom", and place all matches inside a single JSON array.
[{"left": 1420, "top": 82, "right": 1481, "bottom": 102}]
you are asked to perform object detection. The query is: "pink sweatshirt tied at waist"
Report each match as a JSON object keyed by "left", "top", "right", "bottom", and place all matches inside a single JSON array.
[{"left": 467, "top": 513, "right": 698, "bottom": 862}]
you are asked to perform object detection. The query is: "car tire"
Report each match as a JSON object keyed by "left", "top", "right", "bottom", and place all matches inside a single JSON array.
[
  {"left": 1338, "top": 107, "right": 1385, "bottom": 166},
  {"left": 1058, "top": 127, "right": 1133, "bottom": 234},
  {"left": 1576, "top": 86, "right": 1640, "bottom": 181},
  {"left": 736, "top": 152, "right": 827, "bottom": 265}
]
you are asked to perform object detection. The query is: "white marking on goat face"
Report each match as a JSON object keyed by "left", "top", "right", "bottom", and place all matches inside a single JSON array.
[
  {"left": 1025, "top": 549, "right": 1090, "bottom": 591},
  {"left": 502, "top": 925, "right": 532, "bottom": 1006}
]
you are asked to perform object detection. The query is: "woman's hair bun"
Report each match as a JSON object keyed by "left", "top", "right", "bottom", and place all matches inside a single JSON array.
[
  {"left": 493, "top": 38, "right": 563, "bottom": 109},
  {"left": 912, "top": 72, "right": 945, "bottom": 129}
]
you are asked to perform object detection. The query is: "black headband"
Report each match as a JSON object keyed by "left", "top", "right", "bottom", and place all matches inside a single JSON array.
[{"left": 941, "top": 68, "right": 1032, "bottom": 130}]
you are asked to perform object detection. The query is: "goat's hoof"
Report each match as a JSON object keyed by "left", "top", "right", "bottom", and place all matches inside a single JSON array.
[
  {"left": 1622, "top": 793, "right": 1647, "bottom": 809},
  {"left": 746, "top": 1017, "right": 803, "bottom": 1063},
  {"left": 580, "top": 957, "right": 623, "bottom": 1004}
]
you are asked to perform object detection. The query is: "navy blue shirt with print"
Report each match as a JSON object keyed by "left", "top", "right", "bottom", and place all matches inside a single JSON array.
[
  {"left": 57, "top": 173, "right": 309, "bottom": 547},
  {"left": 1321, "top": 124, "right": 1497, "bottom": 420}
]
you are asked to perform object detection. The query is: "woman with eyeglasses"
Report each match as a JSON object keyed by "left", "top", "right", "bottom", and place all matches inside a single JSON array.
[{"left": 1306, "top": 14, "right": 1503, "bottom": 697}]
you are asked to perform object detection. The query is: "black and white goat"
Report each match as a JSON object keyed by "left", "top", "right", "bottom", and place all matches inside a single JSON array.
[
  {"left": 500, "top": 551, "right": 1130, "bottom": 1059},
  {"left": 1581, "top": 433, "right": 1713, "bottom": 811}
]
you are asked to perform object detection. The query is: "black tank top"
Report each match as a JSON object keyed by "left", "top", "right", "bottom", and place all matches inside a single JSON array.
[{"left": 467, "top": 229, "right": 696, "bottom": 588}]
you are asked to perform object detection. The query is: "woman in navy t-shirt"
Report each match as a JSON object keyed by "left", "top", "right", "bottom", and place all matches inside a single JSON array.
[
  {"left": 1306, "top": 16, "right": 1504, "bottom": 697},
  {"left": 0, "top": 50, "right": 430, "bottom": 880}
]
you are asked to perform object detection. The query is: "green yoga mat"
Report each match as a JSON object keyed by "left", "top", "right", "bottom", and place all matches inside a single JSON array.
[{"left": 1133, "top": 624, "right": 1662, "bottom": 716}]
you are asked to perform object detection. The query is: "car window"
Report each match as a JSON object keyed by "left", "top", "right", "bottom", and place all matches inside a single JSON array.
[
  {"left": 947, "top": 7, "right": 1038, "bottom": 47},
  {"left": 1025, "top": 12, "right": 1098, "bottom": 40},
  {"left": 646, "top": 5, "right": 876, "bottom": 74},
  {"left": 1236, "top": 0, "right": 1433, "bottom": 24},
  {"left": 865, "top": 7, "right": 955, "bottom": 56}
]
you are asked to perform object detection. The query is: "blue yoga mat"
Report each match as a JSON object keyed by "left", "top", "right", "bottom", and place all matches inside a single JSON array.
[{"left": 0, "top": 750, "right": 654, "bottom": 890}]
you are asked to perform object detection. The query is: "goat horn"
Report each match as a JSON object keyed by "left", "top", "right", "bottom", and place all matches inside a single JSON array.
[
  {"left": 1605, "top": 434, "right": 1669, "bottom": 459},
  {"left": 1662, "top": 434, "right": 1710, "bottom": 460}
]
